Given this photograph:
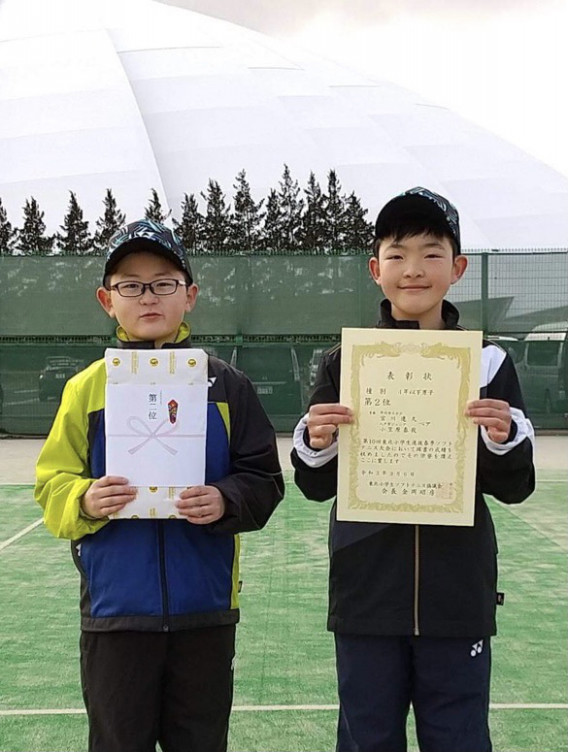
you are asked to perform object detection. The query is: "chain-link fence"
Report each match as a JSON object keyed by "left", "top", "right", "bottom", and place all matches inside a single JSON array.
[{"left": 1, "top": 252, "right": 566, "bottom": 433}]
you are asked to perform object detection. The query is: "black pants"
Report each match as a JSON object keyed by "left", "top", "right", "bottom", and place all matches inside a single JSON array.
[
  {"left": 80, "top": 626, "right": 236, "bottom": 752},
  {"left": 335, "top": 634, "right": 492, "bottom": 752}
]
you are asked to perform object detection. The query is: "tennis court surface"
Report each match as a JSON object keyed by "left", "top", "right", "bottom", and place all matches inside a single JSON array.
[{"left": 0, "top": 438, "right": 566, "bottom": 752}]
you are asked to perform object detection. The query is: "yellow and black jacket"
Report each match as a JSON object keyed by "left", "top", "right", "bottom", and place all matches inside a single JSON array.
[{"left": 35, "top": 326, "right": 284, "bottom": 632}]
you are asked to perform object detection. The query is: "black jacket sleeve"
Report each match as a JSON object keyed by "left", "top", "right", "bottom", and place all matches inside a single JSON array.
[
  {"left": 208, "top": 373, "right": 284, "bottom": 534},
  {"left": 290, "top": 348, "right": 341, "bottom": 502},
  {"left": 476, "top": 351, "right": 535, "bottom": 504}
]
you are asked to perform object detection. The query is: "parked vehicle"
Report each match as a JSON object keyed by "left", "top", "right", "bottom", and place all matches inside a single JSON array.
[
  {"left": 486, "top": 335, "right": 523, "bottom": 363},
  {"left": 516, "top": 323, "right": 568, "bottom": 413},
  {"left": 38, "top": 356, "right": 84, "bottom": 401}
]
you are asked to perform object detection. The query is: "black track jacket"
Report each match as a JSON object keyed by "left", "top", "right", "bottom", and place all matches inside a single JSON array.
[{"left": 291, "top": 300, "right": 535, "bottom": 638}]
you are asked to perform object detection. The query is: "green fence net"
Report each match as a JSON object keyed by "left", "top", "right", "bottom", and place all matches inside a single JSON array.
[{"left": 1, "top": 252, "right": 567, "bottom": 433}]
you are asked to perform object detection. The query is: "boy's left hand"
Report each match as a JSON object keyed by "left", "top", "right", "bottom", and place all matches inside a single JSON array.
[
  {"left": 465, "top": 399, "right": 512, "bottom": 444},
  {"left": 176, "top": 485, "right": 226, "bottom": 524}
]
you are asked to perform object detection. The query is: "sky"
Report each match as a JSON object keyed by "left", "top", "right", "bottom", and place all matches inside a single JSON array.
[{"left": 162, "top": 0, "right": 568, "bottom": 178}]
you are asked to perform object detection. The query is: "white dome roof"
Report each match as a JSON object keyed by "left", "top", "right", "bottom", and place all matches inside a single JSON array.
[{"left": 1, "top": 0, "right": 567, "bottom": 249}]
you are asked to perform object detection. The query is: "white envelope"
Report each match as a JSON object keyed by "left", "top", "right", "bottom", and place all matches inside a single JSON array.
[{"left": 104, "top": 348, "right": 208, "bottom": 519}]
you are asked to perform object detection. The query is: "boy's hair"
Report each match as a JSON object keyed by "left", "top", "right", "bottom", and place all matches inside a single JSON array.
[
  {"left": 102, "top": 219, "right": 193, "bottom": 287},
  {"left": 373, "top": 187, "right": 461, "bottom": 258}
]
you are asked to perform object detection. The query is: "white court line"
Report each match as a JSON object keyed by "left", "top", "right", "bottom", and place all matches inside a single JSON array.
[
  {"left": 0, "top": 519, "right": 43, "bottom": 552},
  {"left": 1, "top": 703, "right": 567, "bottom": 716},
  {"left": 0, "top": 710, "right": 85, "bottom": 716}
]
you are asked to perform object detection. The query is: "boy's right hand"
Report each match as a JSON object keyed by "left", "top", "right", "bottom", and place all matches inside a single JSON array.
[
  {"left": 306, "top": 403, "right": 353, "bottom": 449},
  {"left": 81, "top": 476, "right": 137, "bottom": 519}
]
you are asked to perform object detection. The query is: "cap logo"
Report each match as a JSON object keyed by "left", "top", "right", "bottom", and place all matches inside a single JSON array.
[{"left": 402, "top": 187, "right": 460, "bottom": 246}]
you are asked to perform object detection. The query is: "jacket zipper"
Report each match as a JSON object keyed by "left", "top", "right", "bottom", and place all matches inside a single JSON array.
[
  {"left": 413, "top": 525, "right": 420, "bottom": 636},
  {"left": 158, "top": 521, "right": 170, "bottom": 631}
]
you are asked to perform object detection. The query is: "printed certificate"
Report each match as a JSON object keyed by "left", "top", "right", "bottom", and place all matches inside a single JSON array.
[
  {"left": 338, "top": 328, "right": 482, "bottom": 526},
  {"left": 104, "top": 348, "right": 208, "bottom": 519}
]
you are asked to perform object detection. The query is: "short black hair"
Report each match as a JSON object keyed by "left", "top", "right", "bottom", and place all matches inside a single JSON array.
[
  {"left": 373, "top": 209, "right": 459, "bottom": 258},
  {"left": 373, "top": 189, "right": 461, "bottom": 258}
]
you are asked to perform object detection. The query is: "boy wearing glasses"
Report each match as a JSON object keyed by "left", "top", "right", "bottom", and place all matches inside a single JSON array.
[{"left": 35, "top": 219, "right": 284, "bottom": 752}]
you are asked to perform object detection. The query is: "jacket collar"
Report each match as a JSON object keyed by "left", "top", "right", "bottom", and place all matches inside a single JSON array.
[
  {"left": 115, "top": 321, "right": 191, "bottom": 349},
  {"left": 378, "top": 298, "right": 460, "bottom": 330}
]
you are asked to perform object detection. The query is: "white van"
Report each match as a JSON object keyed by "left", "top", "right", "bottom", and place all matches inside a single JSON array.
[
  {"left": 486, "top": 335, "right": 523, "bottom": 363},
  {"left": 516, "top": 322, "right": 568, "bottom": 413}
]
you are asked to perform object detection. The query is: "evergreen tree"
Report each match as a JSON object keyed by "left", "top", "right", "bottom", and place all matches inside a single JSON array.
[
  {"left": 0, "top": 198, "right": 17, "bottom": 255},
  {"left": 201, "top": 180, "right": 230, "bottom": 254},
  {"left": 299, "top": 172, "right": 326, "bottom": 252},
  {"left": 144, "top": 188, "right": 167, "bottom": 223},
  {"left": 172, "top": 193, "right": 203, "bottom": 255},
  {"left": 57, "top": 191, "right": 91, "bottom": 254},
  {"left": 228, "top": 170, "right": 264, "bottom": 253},
  {"left": 261, "top": 189, "right": 282, "bottom": 254},
  {"left": 277, "top": 165, "right": 303, "bottom": 252},
  {"left": 16, "top": 197, "right": 53, "bottom": 255},
  {"left": 343, "top": 192, "right": 373, "bottom": 251},
  {"left": 93, "top": 189, "right": 126, "bottom": 254},
  {"left": 323, "top": 169, "right": 347, "bottom": 252}
]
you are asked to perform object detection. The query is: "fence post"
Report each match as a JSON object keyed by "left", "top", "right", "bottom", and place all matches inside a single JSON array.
[
  {"left": 481, "top": 252, "right": 489, "bottom": 334},
  {"left": 359, "top": 254, "right": 364, "bottom": 327},
  {"left": 234, "top": 255, "right": 250, "bottom": 336}
]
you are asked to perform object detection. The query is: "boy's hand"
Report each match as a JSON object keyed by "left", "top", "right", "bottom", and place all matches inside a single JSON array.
[
  {"left": 307, "top": 403, "right": 353, "bottom": 449},
  {"left": 465, "top": 399, "right": 512, "bottom": 444},
  {"left": 176, "top": 486, "right": 226, "bottom": 524},
  {"left": 82, "top": 476, "right": 137, "bottom": 518}
]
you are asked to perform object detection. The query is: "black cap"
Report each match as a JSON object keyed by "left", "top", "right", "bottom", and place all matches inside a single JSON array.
[
  {"left": 374, "top": 187, "right": 461, "bottom": 254},
  {"left": 103, "top": 220, "right": 193, "bottom": 285}
]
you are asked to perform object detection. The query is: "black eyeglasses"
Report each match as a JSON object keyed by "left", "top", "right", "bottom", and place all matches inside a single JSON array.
[{"left": 109, "top": 279, "right": 189, "bottom": 298}]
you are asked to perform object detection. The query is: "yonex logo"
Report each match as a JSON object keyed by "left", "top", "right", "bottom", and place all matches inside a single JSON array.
[{"left": 470, "top": 640, "right": 484, "bottom": 657}]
